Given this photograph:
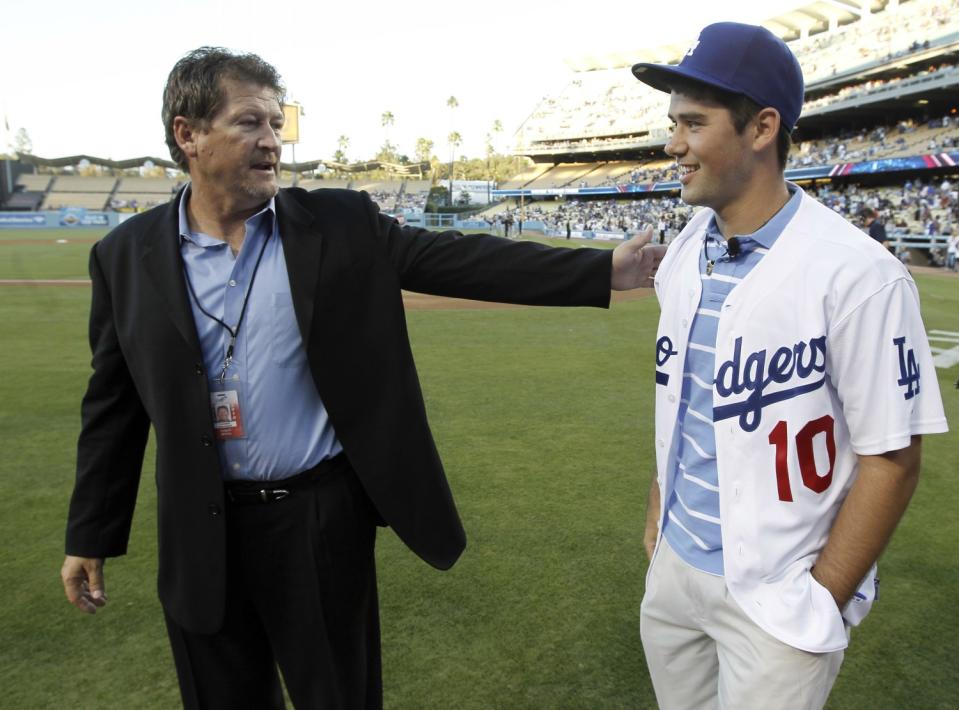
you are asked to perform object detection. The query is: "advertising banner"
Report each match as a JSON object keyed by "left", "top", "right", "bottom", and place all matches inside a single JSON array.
[
  {"left": 0, "top": 211, "right": 118, "bottom": 229},
  {"left": 0, "top": 213, "right": 47, "bottom": 226}
]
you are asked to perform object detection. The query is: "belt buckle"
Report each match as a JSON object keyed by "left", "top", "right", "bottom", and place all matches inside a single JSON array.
[{"left": 259, "top": 488, "right": 290, "bottom": 503}]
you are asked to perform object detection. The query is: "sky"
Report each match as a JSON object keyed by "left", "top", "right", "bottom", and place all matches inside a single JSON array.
[{"left": 1, "top": 0, "right": 807, "bottom": 165}]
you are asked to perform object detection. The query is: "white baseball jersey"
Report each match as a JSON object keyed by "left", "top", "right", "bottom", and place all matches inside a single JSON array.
[{"left": 651, "top": 187, "right": 948, "bottom": 653}]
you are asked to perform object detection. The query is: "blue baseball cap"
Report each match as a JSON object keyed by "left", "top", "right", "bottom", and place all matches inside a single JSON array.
[{"left": 632, "top": 22, "right": 805, "bottom": 131}]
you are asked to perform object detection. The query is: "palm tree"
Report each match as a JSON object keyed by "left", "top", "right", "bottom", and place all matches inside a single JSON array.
[
  {"left": 488, "top": 119, "right": 504, "bottom": 192},
  {"left": 446, "top": 98, "right": 460, "bottom": 205},
  {"left": 415, "top": 137, "right": 434, "bottom": 165},
  {"left": 448, "top": 131, "right": 462, "bottom": 196},
  {"left": 491, "top": 119, "right": 503, "bottom": 154},
  {"left": 448, "top": 131, "right": 462, "bottom": 154},
  {"left": 378, "top": 112, "right": 397, "bottom": 165},
  {"left": 380, "top": 111, "right": 395, "bottom": 144},
  {"left": 333, "top": 135, "right": 350, "bottom": 170}
]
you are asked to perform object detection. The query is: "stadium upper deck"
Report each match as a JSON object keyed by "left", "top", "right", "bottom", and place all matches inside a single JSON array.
[{"left": 515, "top": 0, "right": 959, "bottom": 160}]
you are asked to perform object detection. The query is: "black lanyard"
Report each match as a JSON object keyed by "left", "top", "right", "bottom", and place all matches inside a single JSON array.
[{"left": 182, "top": 227, "right": 273, "bottom": 382}]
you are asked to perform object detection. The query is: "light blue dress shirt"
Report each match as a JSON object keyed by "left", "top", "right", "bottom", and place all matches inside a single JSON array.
[
  {"left": 662, "top": 185, "right": 802, "bottom": 575},
  {"left": 178, "top": 187, "right": 342, "bottom": 481}
]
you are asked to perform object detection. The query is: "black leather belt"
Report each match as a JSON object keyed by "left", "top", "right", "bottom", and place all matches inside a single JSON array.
[{"left": 224, "top": 452, "right": 347, "bottom": 505}]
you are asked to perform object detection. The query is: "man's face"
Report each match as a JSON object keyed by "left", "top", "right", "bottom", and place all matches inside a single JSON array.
[
  {"left": 664, "top": 91, "right": 754, "bottom": 215},
  {"left": 188, "top": 79, "right": 284, "bottom": 211}
]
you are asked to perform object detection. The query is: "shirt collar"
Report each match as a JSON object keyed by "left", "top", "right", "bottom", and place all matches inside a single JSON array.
[
  {"left": 177, "top": 183, "right": 277, "bottom": 248},
  {"left": 706, "top": 182, "right": 802, "bottom": 250}
]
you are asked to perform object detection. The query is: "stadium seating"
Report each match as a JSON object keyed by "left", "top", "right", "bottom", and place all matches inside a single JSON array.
[
  {"left": 579, "top": 163, "right": 636, "bottom": 186},
  {"left": 4, "top": 192, "right": 44, "bottom": 210},
  {"left": 527, "top": 163, "right": 599, "bottom": 189},
  {"left": 789, "top": 114, "right": 959, "bottom": 168},
  {"left": 50, "top": 175, "right": 117, "bottom": 193},
  {"left": 41, "top": 175, "right": 116, "bottom": 211},
  {"left": 514, "top": 0, "right": 959, "bottom": 155},
  {"left": 41, "top": 193, "right": 110, "bottom": 210},
  {"left": 498, "top": 163, "right": 554, "bottom": 189},
  {"left": 15, "top": 174, "right": 52, "bottom": 191},
  {"left": 115, "top": 177, "right": 178, "bottom": 194}
]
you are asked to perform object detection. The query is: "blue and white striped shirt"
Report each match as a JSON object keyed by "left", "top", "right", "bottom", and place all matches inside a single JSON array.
[{"left": 661, "top": 186, "right": 802, "bottom": 575}]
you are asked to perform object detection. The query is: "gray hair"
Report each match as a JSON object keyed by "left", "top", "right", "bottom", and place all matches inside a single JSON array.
[{"left": 162, "top": 47, "right": 285, "bottom": 172}]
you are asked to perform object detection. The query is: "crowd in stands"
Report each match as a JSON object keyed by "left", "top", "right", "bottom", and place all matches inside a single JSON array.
[
  {"left": 377, "top": 186, "right": 430, "bottom": 214},
  {"left": 545, "top": 196, "right": 692, "bottom": 238},
  {"left": 518, "top": 113, "right": 959, "bottom": 190},
  {"left": 484, "top": 196, "right": 694, "bottom": 240},
  {"left": 4, "top": 173, "right": 430, "bottom": 216},
  {"left": 803, "top": 63, "right": 957, "bottom": 114},
  {"left": 518, "top": 70, "right": 669, "bottom": 146},
  {"left": 366, "top": 186, "right": 430, "bottom": 214},
  {"left": 108, "top": 196, "right": 170, "bottom": 210},
  {"left": 599, "top": 162, "right": 680, "bottom": 187},
  {"left": 788, "top": 113, "right": 959, "bottom": 169},
  {"left": 482, "top": 178, "right": 957, "bottom": 267},
  {"left": 516, "top": 0, "right": 959, "bottom": 153},
  {"left": 811, "top": 177, "right": 957, "bottom": 241},
  {"left": 790, "top": 0, "right": 959, "bottom": 83}
]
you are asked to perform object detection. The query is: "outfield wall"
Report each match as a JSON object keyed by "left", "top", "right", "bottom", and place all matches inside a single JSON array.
[{"left": 0, "top": 209, "right": 121, "bottom": 229}]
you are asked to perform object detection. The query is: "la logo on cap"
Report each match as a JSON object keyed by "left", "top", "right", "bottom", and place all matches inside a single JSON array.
[{"left": 685, "top": 40, "right": 700, "bottom": 57}]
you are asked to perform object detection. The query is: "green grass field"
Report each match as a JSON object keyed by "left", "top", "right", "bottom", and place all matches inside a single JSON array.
[{"left": 1, "top": 228, "right": 956, "bottom": 708}]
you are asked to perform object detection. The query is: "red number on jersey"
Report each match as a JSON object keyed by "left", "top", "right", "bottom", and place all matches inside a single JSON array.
[
  {"left": 767, "top": 420, "right": 793, "bottom": 502},
  {"left": 767, "top": 415, "right": 836, "bottom": 502}
]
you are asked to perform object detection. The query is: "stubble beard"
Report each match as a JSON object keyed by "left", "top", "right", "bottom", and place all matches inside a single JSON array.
[{"left": 238, "top": 173, "right": 279, "bottom": 205}]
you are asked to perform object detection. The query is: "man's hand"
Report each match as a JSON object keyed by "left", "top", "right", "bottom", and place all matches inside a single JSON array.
[
  {"left": 611, "top": 225, "right": 668, "bottom": 291},
  {"left": 811, "top": 437, "right": 922, "bottom": 609},
  {"left": 61, "top": 555, "right": 107, "bottom": 614}
]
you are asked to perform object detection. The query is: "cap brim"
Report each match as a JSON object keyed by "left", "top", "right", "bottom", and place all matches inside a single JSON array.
[
  {"left": 631, "top": 63, "right": 677, "bottom": 93},
  {"left": 632, "top": 62, "right": 749, "bottom": 101}
]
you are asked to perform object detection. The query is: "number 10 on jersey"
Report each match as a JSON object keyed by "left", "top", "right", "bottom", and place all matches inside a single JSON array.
[{"left": 767, "top": 415, "right": 836, "bottom": 502}]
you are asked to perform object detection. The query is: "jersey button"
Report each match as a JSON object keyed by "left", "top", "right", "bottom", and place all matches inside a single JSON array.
[
  {"left": 200, "top": 434, "right": 213, "bottom": 447},
  {"left": 194, "top": 363, "right": 204, "bottom": 376},
  {"left": 228, "top": 279, "right": 237, "bottom": 287},
  {"left": 668, "top": 394, "right": 676, "bottom": 403},
  {"left": 656, "top": 439, "right": 665, "bottom": 448},
  {"left": 208, "top": 503, "right": 221, "bottom": 517}
]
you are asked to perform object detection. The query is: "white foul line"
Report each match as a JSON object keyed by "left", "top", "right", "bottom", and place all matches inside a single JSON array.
[{"left": 929, "top": 330, "right": 959, "bottom": 368}]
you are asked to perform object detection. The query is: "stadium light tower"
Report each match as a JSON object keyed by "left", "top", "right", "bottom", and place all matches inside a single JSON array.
[{"left": 281, "top": 102, "right": 303, "bottom": 186}]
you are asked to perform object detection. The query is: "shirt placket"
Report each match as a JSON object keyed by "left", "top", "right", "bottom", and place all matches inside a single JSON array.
[{"left": 219, "top": 234, "right": 261, "bottom": 475}]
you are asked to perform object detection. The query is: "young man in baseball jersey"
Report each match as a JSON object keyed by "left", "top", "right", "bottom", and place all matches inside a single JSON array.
[{"left": 632, "top": 23, "right": 948, "bottom": 709}]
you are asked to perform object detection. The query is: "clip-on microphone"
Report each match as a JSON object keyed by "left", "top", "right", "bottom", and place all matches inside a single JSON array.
[{"left": 726, "top": 237, "right": 741, "bottom": 258}]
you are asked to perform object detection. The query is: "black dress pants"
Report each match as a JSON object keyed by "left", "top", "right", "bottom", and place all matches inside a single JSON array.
[{"left": 164, "top": 456, "right": 382, "bottom": 709}]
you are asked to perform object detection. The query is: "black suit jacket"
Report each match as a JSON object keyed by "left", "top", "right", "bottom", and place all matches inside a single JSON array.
[{"left": 66, "top": 187, "right": 612, "bottom": 633}]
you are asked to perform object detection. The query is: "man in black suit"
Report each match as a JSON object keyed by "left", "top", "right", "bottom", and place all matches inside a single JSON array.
[{"left": 60, "top": 47, "right": 662, "bottom": 709}]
